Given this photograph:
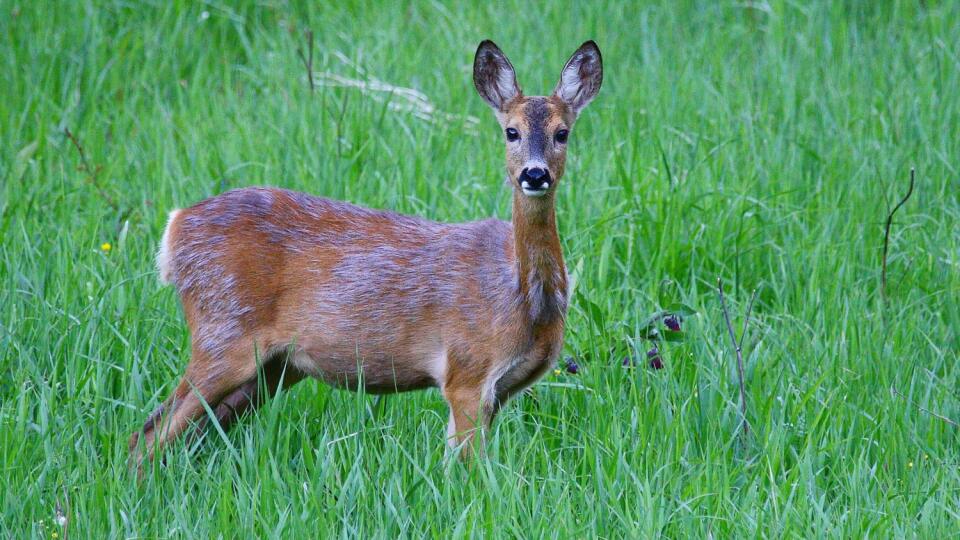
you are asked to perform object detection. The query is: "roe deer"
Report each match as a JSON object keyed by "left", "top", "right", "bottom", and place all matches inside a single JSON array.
[{"left": 130, "top": 40, "right": 602, "bottom": 466}]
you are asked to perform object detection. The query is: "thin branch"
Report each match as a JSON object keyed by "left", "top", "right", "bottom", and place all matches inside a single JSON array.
[
  {"left": 296, "top": 29, "right": 315, "bottom": 92},
  {"left": 64, "top": 127, "right": 92, "bottom": 173},
  {"left": 891, "top": 386, "right": 959, "bottom": 428},
  {"left": 717, "top": 277, "right": 751, "bottom": 438},
  {"left": 739, "top": 288, "right": 758, "bottom": 349},
  {"left": 64, "top": 127, "right": 119, "bottom": 211},
  {"left": 881, "top": 167, "right": 915, "bottom": 297}
]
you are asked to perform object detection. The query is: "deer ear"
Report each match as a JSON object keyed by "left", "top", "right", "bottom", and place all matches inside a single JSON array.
[
  {"left": 553, "top": 41, "right": 603, "bottom": 116},
  {"left": 473, "top": 40, "right": 522, "bottom": 113}
]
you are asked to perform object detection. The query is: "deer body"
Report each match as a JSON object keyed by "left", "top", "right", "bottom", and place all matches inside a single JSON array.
[{"left": 131, "top": 40, "right": 601, "bottom": 465}]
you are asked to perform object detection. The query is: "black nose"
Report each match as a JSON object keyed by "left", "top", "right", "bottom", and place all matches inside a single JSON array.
[{"left": 519, "top": 167, "right": 551, "bottom": 189}]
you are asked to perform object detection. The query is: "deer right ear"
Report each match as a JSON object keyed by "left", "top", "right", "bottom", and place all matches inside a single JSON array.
[
  {"left": 473, "top": 40, "right": 521, "bottom": 115},
  {"left": 553, "top": 40, "right": 603, "bottom": 117}
]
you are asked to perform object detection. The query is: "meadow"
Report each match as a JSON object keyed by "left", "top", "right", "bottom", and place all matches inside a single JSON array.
[{"left": 2, "top": 1, "right": 959, "bottom": 537}]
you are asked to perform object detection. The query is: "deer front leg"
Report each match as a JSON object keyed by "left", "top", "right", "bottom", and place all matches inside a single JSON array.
[{"left": 442, "top": 382, "right": 493, "bottom": 459}]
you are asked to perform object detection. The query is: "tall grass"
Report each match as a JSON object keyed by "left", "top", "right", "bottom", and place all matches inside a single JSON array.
[{"left": 2, "top": 1, "right": 958, "bottom": 537}]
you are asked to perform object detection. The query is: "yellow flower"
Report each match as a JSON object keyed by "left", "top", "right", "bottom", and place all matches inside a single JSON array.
[
  {"left": 553, "top": 369, "right": 562, "bottom": 376},
  {"left": 52, "top": 533, "right": 59, "bottom": 539},
  {"left": 100, "top": 242, "right": 112, "bottom": 252}
]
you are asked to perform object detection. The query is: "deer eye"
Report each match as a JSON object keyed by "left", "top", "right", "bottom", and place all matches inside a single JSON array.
[
  {"left": 555, "top": 129, "right": 569, "bottom": 144},
  {"left": 505, "top": 128, "right": 520, "bottom": 142}
]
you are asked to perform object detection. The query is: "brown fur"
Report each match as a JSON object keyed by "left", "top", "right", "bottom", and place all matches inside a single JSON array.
[
  {"left": 501, "top": 96, "right": 575, "bottom": 185},
  {"left": 130, "top": 40, "right": 602, "bottom": 468}
]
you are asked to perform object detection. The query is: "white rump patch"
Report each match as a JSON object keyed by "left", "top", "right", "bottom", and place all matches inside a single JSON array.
[{"left": 157, "top": 209, "right": 181, "bottom": 285}]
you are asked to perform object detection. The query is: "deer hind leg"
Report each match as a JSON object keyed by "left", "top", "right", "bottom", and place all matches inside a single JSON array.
[
  {"left": 211, "top": 352, "right": 306, "bottom": 431},
  {"left": 129, "top": 341, "right": 260, "bottom": 469}
]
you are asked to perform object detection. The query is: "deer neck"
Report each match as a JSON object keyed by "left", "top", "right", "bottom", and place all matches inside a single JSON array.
[{"left": 511, "top": 190, "right": 568, "bottom": 324}]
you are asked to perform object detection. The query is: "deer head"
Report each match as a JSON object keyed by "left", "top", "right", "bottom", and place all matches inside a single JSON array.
[{"left": 473, "top": 40, "right": 603, "bottom": 198}]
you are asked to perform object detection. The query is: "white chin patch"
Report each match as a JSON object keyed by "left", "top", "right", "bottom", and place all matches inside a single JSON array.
[{"left": 520, "top": 180, "right": 550, "bottom": 197}]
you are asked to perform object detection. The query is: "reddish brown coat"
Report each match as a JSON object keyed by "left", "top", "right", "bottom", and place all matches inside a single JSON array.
[{"left": 130, "top": 40, "right": 602, "bottom": 466}]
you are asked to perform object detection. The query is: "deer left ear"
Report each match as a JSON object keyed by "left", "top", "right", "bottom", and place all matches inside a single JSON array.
[
  {"left": 473, "top": 40, "right": 522, "bottom": 114},
  {"left": 553, "top": 41, "right": 603, "bottom": 116}
]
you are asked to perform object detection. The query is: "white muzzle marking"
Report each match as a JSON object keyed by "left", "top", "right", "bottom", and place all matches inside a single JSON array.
[{"left": 520, "top": 180, "right": 550, "bottom": 197}]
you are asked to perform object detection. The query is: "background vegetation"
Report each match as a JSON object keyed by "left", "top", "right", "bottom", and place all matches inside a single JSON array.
[{"left": 2, "top": 0, "right": 958, "bottom": 537}]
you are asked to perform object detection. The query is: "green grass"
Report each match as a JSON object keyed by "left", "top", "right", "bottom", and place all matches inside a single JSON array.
[{"left": 2, "top": 0, "right": 959, "bottom": 537}]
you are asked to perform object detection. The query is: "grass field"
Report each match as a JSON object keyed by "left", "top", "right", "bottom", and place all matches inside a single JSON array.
[{"left": 2, "top": 0, "right": 959, "bottom": 537}]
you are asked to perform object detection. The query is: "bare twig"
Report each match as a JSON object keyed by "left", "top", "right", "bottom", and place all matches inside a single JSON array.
[
  {"left": 296, "top": 29, "right": 315, "bottom": 92},
  {"left": 312, "top": 71, "right": 479, "bottom": 128},
  {"left": 63, "top": 127, "right": 92, "bottom": 173},
  {"left": 891, "top": 386, "right": 959, "bottom": 428},
  {"left": 64, "top": 127, "right": 119, "bottom": 212},
  {"left": 717, "top": 278, "right": 755, "bottom": 438},
  {"left": 881, "top": 168, "right": 915, "bottom": 297},
  {"left": 740, "top": 288, "right": 758, "bottom": 349}
]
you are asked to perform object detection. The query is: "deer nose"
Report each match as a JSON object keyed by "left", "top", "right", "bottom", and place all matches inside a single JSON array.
[{"left": 519, "top": 167, "right": 551, "bottom": 192}]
